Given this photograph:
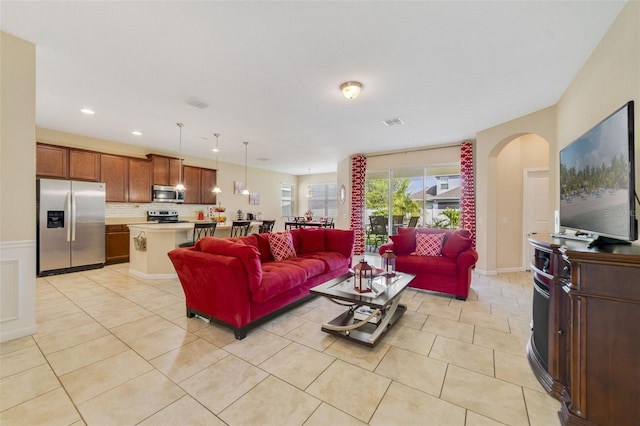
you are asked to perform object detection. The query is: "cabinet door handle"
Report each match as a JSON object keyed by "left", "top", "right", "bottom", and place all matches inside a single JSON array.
[{"left": 557, "top": 329, "right": 565, "bottom": 336}]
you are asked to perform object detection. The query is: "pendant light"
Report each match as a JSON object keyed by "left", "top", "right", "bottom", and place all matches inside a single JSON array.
[
  {"left": 175, "top": 122, "right": 185, "bottom": 192},
  {"left": 212, "top": 133, "right": 222, "bottom": 193},
  {"left": 242, "top": 141, "right": 250, "bottom": 195}
]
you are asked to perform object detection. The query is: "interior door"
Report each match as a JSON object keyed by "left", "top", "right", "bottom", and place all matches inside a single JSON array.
[{"left": 522, "top": 169, "right": 549, "bottom": 270}]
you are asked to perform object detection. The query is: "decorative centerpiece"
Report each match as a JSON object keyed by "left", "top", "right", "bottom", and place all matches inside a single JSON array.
[
  {"left": 353, "top": 259, "right": 374, "bottom": 293},
  {"left": 381, "top": 250, "right": 397, "bottom": 276},
  {"left": 212, "top": 204, "right": 226, "bottom": 223},
  {"left": 305, "top": 210, "right": 314, "bottom": 221}
]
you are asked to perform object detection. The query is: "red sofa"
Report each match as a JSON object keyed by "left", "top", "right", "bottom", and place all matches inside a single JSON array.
[
  {"left": 168, "top": 227, "right": 355, "bottom": 339},
  {"left": 379, "top": 227, "right": 478, "bottom": 300}
]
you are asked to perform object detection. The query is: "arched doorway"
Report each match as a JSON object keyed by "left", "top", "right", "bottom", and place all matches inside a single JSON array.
[{"left": 491, "top": 134, "right": 550, "bottom": 272}]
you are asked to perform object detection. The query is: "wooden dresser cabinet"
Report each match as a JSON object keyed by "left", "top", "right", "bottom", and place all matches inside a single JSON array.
[{"left": 528, "top": 236, "right": 640, "bottom": 426}]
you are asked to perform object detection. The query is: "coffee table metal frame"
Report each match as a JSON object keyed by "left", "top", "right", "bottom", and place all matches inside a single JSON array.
[{"left": 310, "top": 272, "right": 415, "bottom": 347}]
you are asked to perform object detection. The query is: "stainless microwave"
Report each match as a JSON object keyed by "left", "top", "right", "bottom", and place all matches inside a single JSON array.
[{"left": 152, "top": 185, "right": 184, "bottom": 203}]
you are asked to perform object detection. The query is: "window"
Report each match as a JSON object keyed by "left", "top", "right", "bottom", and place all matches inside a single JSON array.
[
  {"left": 307, "top": 183, "right": 337, "bottom": 217},
  {"left": 440, "top": 176, "right": 449, "bottom": 191},
  {"left": 281, "top": 183, "right": 294, "bottom": 217}
]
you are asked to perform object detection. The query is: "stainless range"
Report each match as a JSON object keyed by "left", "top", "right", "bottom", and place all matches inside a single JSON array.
[{"left": 147, "top": 210, "right": 189, "bottom": 223}]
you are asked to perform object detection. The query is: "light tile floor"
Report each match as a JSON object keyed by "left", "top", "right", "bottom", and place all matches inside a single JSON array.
[{"left": 0, "top": 257, "right": 561, "bottom": 425}]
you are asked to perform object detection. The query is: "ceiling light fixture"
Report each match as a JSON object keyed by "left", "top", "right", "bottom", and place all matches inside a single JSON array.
[
  {"left": 340, "top": 81, "right": 363, "bottom": 100},
  {"left": 80, "top": 108, "right": 95, "bottom": 115},
  {"left": 242, "top": 141, "right": 250, "bottom": 196},
  {"left": 175, "top": 122, "right": 185, "bottom": 192},
  {"left": 131, "top": 131, "right": 142, "bottom": 136},
  {"left": 212, "top": 133, "right": 222, "bottom": 194}
]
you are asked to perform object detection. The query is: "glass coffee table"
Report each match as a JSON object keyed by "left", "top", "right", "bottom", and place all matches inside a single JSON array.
[{"left": 310, "top": 271, "right": 415, "bottom": 347}]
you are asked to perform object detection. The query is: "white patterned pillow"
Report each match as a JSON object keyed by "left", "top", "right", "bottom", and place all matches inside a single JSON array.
[
  {"left": 268, "top": 231, "right": 297, "bottom": 261},
  {"left": 414, "top": 233, "right": 445, "bottom": 256}
]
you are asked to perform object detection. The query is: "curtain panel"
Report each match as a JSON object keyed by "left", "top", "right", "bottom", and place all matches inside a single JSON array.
[
  {"left": 460, "top": 141, "right": 476, "bottom": 248},
  {"left": 350, "top": 155, "right": 367, "bottom": 255}
]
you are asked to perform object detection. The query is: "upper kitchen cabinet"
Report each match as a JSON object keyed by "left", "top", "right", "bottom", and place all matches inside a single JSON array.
[
  {"left": 69, "top": 149, "right": 100, "bottom": 181},
  {"left": 36, "top": 143, "right": 68, "bottom": 178},
  {"left": 128, "top": 158, "right": 152, "bottom": 203},
  {"left": 182, "top": 165, "right": 202, "bottom": 204},
  {"left": 181, "top": 166, "right": 218, "bottom": 205},
  {"left": 200, "top": 168, "right": 218, "bottom": 205},
  {"left": 149, "top": 154, "right": 181, "bottom": 186},
  {"left": 100, "top": 154, "right": 128, "bottom": 202}
]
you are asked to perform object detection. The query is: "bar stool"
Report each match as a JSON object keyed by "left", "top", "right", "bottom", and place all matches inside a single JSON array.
[
  {"left": 231, "top": 221, "right": 251, "bottom": 237},
  {"left": 179, "top": 222, "right": 217, "bottom": 248}
]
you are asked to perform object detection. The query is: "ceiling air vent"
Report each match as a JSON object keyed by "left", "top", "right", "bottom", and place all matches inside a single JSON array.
[
  {"left": 383, "top": 117, "right": 404, "bottom": 127},
  {"left": 184, "top": 97, "right": 210, "bottom": 109}
]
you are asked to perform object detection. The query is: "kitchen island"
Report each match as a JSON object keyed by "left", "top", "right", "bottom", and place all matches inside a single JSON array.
[
  {"left": 127, "top": 221, "right": 262, "bottom": 278},
  {"left": 128, "top": 222, "right": 192, "bottom": 278}
]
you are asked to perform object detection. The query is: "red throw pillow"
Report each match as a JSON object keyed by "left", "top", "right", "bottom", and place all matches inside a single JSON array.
[
  {"left": 414, "top": 233, "right": 445, "bottom": 256},
  {"left": 389, "top": 229, "right": 416, "bottom": 255},
  {"left": 442, "top": 229, "right": 473, "bottom": 259},
  {"left": 269, "top": 231, "right": 297, "bottom": 261}
]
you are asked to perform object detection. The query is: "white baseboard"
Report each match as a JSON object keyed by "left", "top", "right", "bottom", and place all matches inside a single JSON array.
[
  {"left": 128, "top": 269, "right": 177, "bottom": 280},
  {"left": 496, "top": 266, "right": 526, "bottom": 273},
  {"left": 475, "top": 269, "right": 497, "bottom": 276},
  {"left": 0, "top": 240, "right": 37, "bottom": 343}
]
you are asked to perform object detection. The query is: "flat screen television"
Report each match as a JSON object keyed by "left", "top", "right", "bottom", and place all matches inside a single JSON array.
[{"left": 559, "top": 100, "right": 637, "bottom": 245}]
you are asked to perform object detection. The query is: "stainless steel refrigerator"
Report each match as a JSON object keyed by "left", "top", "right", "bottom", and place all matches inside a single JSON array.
[{"left": 37, "top": 178, "right": 106, "bottom": 276}]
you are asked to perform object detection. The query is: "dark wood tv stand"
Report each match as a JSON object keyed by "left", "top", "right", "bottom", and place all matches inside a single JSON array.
[{"left": 528, "top": 235, "right": 640, "bottom": 426}]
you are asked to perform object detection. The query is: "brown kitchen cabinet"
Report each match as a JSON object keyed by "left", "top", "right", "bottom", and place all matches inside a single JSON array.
[
  {"left": 127, "top": 158, "right": 152, "bottom": 203},
  {"left": 149, "top": 154, "right": 181, "bottom": 186},
  {"left": 100, "top": 154, "right": 128, "bottom": 202},
  {"left": 180, "top": 165, "right": 218, "bottom": 204},
  {"left": 528, "top": 235, "right": 640, "bottom": 426},
  {"left": 182, "top": 165, "right": 202, "bottom": 204},
  {"left": 69, "top": 149, "right": 100, "bottom": 181},
  {"left": 200, "top": 168, "right": 218, "bottom": 205},
  {"left": 105, "top": 224, "right": 130, "bottom": 264},
  {"left": 36, "top": 143, "right": 68, "bottom": 178}
]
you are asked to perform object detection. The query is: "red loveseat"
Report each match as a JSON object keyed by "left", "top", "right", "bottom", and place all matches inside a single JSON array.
[
  {"left": 378, "top": 227, "right": 478, "bottom": 300},
  {"left": 168, "top": 227, "right": 354, "bottom": 339}
]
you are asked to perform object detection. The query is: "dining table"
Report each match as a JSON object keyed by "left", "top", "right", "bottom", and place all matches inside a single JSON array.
[{"left": 285, "top": 220, "right": 332, "bottom": 229}]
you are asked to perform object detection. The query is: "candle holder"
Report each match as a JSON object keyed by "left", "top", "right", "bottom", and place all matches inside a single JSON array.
[
  {"left": 381, "top": 250, "right": 397, "bottom": 276},
  {"left": 353, "top": 259, "right": 374, "bottom": 293}
]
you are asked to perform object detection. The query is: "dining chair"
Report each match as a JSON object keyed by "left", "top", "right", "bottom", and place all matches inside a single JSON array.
[
  {"left": 407, "top": 216, "right": 419, "bottom": 228},
  {"left": 179, "top": 222, "right": 217, "bottom": 248},
  {"left": 367, "top": 216, "right": 388, "bottom": 251},
  {"left": 258, "top": 220, "right": 276, "bottom": 233},
  {"left": 323, "top": 217, "right": 335, "bottom": 228},
  {"left": 231, "top": 221, "right": 251, "bottom": 237}
]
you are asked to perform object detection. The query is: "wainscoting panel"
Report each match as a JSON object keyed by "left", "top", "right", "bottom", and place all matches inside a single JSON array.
[{"left": 0, "top": 240, "right": 37, "bottom": 342}]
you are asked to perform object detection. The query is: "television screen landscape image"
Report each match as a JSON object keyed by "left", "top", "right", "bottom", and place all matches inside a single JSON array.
[{"left": 559, "top": 101, "right": 636, "bottom": 243}]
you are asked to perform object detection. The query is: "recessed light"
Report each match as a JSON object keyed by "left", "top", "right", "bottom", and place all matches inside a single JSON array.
[
  {"left": 132, "top": 131, "right": 142, "bottom": 136},
  {"left": 80, "top": 108, "right": 95, "bottom": 115}
]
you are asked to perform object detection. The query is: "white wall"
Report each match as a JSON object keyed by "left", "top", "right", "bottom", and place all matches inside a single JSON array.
[
  {"left": 556, "top": 0, "right": 639, "bottom": 245},
  {"left": 0, "top": 32, "right": 37, "bottom": 342}
]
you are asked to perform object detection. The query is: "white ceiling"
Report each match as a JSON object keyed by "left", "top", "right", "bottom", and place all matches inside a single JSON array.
[{"left": 1, "top": 1, "right": 626, "bottom": 175}]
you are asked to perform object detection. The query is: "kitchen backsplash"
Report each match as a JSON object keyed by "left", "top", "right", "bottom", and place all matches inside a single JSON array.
[{"left": 106, "top": 203, "right": 214, "bottom": 218}]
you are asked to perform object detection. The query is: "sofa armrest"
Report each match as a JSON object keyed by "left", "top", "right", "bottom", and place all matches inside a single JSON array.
[
  {"left": 379, "top": 242, "right": 395, "bottom": 255},
  {"left": 168, "top": 248, "right": 252, "bottom": 328},
  {"left": 455, "top": 248, "right": 479, "bottom": 298},
  {"left": 457, "top": 248, "right": 478, "bottom": 270}
]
